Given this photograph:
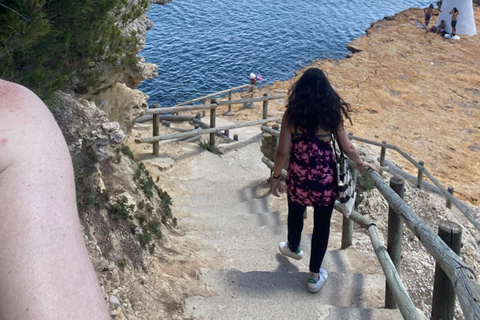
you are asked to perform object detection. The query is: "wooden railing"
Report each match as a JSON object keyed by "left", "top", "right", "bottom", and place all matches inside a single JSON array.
[
  {"left": 260, "top": 125, "right": 480, "bottom": 320},
  {"left": 135, "top": 85, "right": 285, "bottom": 155},
  {"left": 349, "top": 135, "right": 480, "bottom": 233},
  {"left": 173, "top": 83, "right": 253, "bottom": 114}
]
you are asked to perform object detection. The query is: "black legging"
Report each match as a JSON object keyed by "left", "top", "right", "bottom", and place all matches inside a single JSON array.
[{"left": 287, "top": 197, "right": 335, "bottom": 274}]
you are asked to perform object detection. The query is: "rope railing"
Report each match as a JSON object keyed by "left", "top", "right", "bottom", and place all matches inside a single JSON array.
[
  {"left": 136, "top": 117, "right": 280, "bottom": 144},
  {"left": 261, "top": 125, "right": 480, "bottom": 319},
  {"left": 262, "top": 126, "right": 479, "bottom": 232},
  {"left": 261, "top": 156, "right": 421, "bottom": 320},
  {"left": 348, "top": 134, "right": 480, "bottom": 232},
  {"left": 138, "top": 92, "right": 283, "bottom": 155},
  {"left": 368, "top": 169, "right": 480, "bottom": 319},
  {"left": 173, "top": 84, "right": 252, "bottom": 107}
]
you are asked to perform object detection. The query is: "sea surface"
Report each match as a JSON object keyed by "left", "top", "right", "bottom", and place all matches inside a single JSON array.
[{"left": 138, "top": 0, "right": 429, "bottom": 107}]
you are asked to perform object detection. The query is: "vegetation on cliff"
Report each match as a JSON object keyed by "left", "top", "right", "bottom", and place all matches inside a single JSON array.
[{"left": 0, "top": 0, "right": 149, "bottom": 100}]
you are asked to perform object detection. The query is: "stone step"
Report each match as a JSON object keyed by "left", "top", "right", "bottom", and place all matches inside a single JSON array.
[
  {"left": 179, "top": 210, "right": 381, "bottom": 274},
  {"left": 185, "top": 296, "right": 404, "bottom": 320},
  {"left": 178, "top": 187, "right": 272, "bottom": 206},
  {"left": 179, "top": 234, "right": 383, "bottom": 276},
  {"left": 184, "top": 268, "right": 400, "bottom": 318},
  {"left": 176, "top": 197, "right": 273, "bottom": 217},
  {"left": 176, "top": 141, "right": 270, "bottom": 183},
  {"left": 176, "top": 178, "right": 270, "bottom": 198}
]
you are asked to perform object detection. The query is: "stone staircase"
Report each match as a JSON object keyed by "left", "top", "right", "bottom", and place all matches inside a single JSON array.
[{"left": 164, "top": 135, "right": 404, "bottom": 320}]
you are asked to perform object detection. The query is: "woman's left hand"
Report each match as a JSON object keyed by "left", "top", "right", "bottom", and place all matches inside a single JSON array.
[
  {"left": 357, "top": 161, "right": 378, "bottom": 172},
  {"left": 270, "top": 178, "right": 282, "bottom": 197}
]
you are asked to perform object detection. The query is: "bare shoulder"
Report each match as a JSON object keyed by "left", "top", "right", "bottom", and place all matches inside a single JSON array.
[
  {"left": 0, "top": 80, "right": 64, "bottom": 171},
  {"left": 0, "top": 79, "right": 45, "bottom": 114}
]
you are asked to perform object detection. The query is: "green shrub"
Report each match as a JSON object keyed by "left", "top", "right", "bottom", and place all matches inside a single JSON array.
[
  {"left": 74, "top": 165, "right": 109, "bottom": 210},
  {"left": 129, "top": 222, "right": 137, "bottom": 234},
  {"left": 139, "top": 232, "right": 152, "bottom": 247},
  {"left": 121, "top": 146, "right": 135, "bottom": 160},
  {"left": 134, "top": 162, "right": 155, "bottom": 199},
  {"left": 111, "top": 197, "right": 132, "bottom": 221},
  {"left": 149, "top": 244, "right": 155, "bottom": 255},
  {"left": 198, "top": 139, "right": 223, "bottom": 155},
  {"left": 0, "top": 0, "right": 148, "bottom": 101},
  {"left": 146, "top": 204, "right": 154, "bottom": 213},
  {"left": 135, "top": 214, "right": 146, "bottom": 225}
]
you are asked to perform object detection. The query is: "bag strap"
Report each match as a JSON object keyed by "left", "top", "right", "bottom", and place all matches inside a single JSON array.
[{"left": 331, "top": 131, "right": 345, "bottom": 160}]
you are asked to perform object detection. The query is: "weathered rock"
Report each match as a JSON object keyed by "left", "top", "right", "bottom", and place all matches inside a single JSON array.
[
  {"left": 95, "top": 83, "right": 149, "bottom": 135},
  {"left": 144, "top": 156, "right": 175, "bottom": 171},
  {"left": 110, "top": 295, "right": 121, "bottom": 308},
  {"left": 52, "top": 91, "right": 125, "bottom": 166}
]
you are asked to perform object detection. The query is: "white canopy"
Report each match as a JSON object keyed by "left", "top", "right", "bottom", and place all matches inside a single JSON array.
[{"left": 436, "top": 0, "right": 477, "bottom": 35}]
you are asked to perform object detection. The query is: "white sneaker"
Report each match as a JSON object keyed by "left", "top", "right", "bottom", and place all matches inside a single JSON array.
[
  {"left": 278, "top": 242, "right": 303, "bottom": 260},
  {"left": 307, "top": 268, "right": 328, "bottom": 293}
]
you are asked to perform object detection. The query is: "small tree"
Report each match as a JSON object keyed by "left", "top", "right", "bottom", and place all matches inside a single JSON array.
[{"left": 0, "top": 0, "right": 149, "bottom": 101}]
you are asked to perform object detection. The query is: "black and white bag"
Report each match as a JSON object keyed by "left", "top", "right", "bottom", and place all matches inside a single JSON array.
[{"left": 331, "top": 134, "right": 356, "bottom": 218}]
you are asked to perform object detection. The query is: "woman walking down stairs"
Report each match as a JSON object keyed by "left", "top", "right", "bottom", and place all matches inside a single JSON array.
[{"left": 146, "top": 136, "right": 407, "bottom": 320}]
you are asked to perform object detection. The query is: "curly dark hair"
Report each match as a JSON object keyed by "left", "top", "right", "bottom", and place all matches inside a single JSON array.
[{"left": 285, "top": 68, "right": 352, "bottom": 133}]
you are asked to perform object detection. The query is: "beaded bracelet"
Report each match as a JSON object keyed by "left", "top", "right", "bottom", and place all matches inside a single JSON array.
[{"left": 273, "top": 174, "right": 281, "bottom": 179}]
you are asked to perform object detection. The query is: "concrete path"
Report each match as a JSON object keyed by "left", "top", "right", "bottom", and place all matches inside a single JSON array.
[{"left": 163, "top": 128, "right": 404, "bottom": 320}]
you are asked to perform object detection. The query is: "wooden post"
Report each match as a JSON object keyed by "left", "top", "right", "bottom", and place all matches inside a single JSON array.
[
  {"left": 270, "top": 124, "right": 280, "bottom": 179},
  {"left": 446, "top": 187, "right": 454, "bottom": 209},
  {"left": 271, "top": 125, "right": 280, "bottom": 158},
  {"left": 210, "top": 99, "right": 217, "bottom": 149},
  {"left": 341, "top": 168, "right": 356, "bottom": 249},
  {"left": 385, "top": 176, "right": 405, "bottom": 309},
  {"left": 244, "top": 85, "right": 254, "bottom": 108},
  {"left": 262, "top": 93, "right": 268, "bottom": 119},
  {"left": 224, "top": 91, "right": 234, "bottom": 116},
  {"left": 431, "top": 221, "right": 462, "bottom": 320},
  {"left": 233, "top": 134, "right": 238, "bottom": 141},
  {"left": 152, "top": 103, "right": 160, "bottom": 156},
  {"left": 417, "top": 160, "right": 424, "bottom": 189},
  {"left": 228, "top": 91, "right": 232, "bottom": 112},
  {"left": 379, "top": 141, "right": 387, "bottom": 176}
]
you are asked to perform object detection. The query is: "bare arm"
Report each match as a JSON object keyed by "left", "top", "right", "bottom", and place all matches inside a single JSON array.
[
  {"left": 0, "top": 80, "right": 109, "bottom": 319},
  {"left": 270, "top": 114, "right": 292, "bottom": 196},
  {"left": 335, "top": 125, "right": 377, "bottom": 172}
]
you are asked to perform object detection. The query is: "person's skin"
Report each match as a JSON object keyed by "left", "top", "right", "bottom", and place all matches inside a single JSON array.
[
  {"left": 270, "top": 114, "right": 376, "bottom": 279},
  {"left": 449, "top": 8, "right": 459, "bottom": 35},
  {"left": 424, "top": 4, "right": 434, "bottom": 28},
  {"left": 0, "top": 79, "right": 110, "bottom": 319},
  {"left": 436, "top": 20, "right": 446, "bottom": 34}
]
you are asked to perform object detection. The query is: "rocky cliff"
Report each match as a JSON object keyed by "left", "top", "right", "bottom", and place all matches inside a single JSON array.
[{"left": 49, "top": 1, "right": 187, "bottom": 318}]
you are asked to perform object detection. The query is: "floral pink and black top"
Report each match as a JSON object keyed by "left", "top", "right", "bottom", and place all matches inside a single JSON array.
[{"left": 286, "top": 130, "right": 338, "bottom": 207}]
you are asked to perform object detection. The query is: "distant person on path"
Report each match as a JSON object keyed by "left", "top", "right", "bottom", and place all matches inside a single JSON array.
[
  {"left": 424, "top": 4, "right": 435, "bottom": 31},
  {"left": 0, "top": 79, "right": 110, "bottom": 319},
  {"left": 449, "top": 7, "right": 459, "bottom": 36},
  {"left": 270, "top": 68, "right": 376, "bottom": 293}
]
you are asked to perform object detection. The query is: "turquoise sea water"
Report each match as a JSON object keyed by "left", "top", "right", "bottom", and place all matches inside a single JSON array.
[{"left": 138, "top": 0, "right": 429, "bottom": 107}]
